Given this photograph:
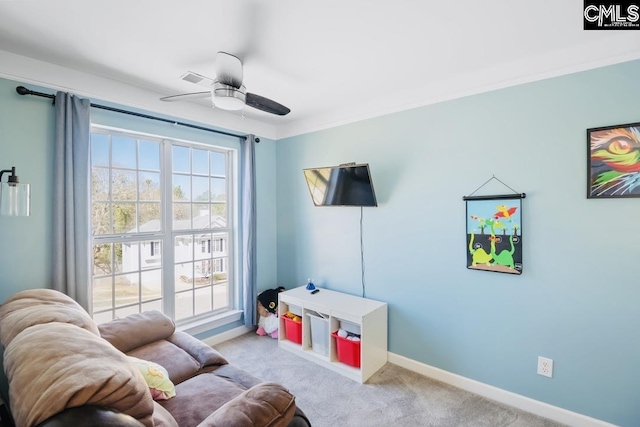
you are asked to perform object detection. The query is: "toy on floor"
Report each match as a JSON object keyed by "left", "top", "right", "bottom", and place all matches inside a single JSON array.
[{"left": 256, "top": 286, "right": 285, "bottom": 339}]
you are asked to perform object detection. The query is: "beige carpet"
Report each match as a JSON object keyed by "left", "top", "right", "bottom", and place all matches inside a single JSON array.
[{"left": 214, "top": 333, "right": 565, "bottom": 427}]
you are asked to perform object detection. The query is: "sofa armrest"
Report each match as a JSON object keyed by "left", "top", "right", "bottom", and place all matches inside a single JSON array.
[
  {"left": 34, "top": 406, "right": 144, "bottom": 427},
  {"left": 5, "top": 323, "right": 153, "bottom": 427},
  {"left": 167, "top": 331, "right": 228, "bottom": 368},
  {"left": 196, "top": 382, "right": 296, "bottom": 427}
]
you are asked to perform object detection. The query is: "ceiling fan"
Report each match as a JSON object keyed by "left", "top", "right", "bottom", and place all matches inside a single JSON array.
[{"left": 161, "top": 51, "right": 290, "bottom": 116}]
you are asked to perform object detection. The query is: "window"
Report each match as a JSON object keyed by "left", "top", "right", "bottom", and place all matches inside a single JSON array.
[
  {"left": 213, "top": 237, "right": 225, "bottom": 252},
  {"left": 200, "top": 239, "right": 211, "bottom": 254},
  {"left": 150, "top": 241, "right": 161, "bottom": 257},
  {"left": 213, "top": 258, "right": 225, "bottom": 273},
  {"left": 90, "top": 128, "right": 234, "bottom": 324}
]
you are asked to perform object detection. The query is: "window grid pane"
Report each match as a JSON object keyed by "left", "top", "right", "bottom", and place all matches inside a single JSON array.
[
  {"left": 173, "top": 227, "right": 230, "bottom": 319},
  {"left": 92, "top": 238, "right": 163, "bottom": 321}
]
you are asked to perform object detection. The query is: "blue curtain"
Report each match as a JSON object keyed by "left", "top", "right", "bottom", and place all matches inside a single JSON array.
[
  {"left": 53, "top": 92, "right": 91, "bottom": 310},
  {"left": 241, "top": 134, "right": 257, "bottom": 327}
]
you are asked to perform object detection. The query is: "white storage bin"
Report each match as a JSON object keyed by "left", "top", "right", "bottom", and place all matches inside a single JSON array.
[
  {"left": 288, "top": 304, "right": 302, "bottom": 316},
  {"left": 339, "top": 319, "right": 361, "bottom": 336},
  {"left": 306, "top": 311, "right": 329, "bottom": 356}
]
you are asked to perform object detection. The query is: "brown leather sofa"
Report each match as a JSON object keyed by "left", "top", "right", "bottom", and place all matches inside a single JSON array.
[{"left": 0, "top": 289, "right": 310, "bottom": 427}]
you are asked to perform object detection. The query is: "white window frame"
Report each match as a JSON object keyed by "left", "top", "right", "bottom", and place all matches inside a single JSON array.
[{"left": 89, "top": 125, "right": 240, "bottom": 328}]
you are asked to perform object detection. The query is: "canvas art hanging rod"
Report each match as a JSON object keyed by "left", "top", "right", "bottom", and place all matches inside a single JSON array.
[
  {"left": 462, "top": 193, "right": 526, "bottom": 201},
  {"left": 15, "top": 85, "right": 248, "bottom": 140},
  {"left": 463, "top": 175, "right": 526, "bottom": 201}
]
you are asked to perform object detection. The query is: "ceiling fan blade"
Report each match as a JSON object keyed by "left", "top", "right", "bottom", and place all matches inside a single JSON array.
[
  {"left": 246, "top": 92, "right": 290, "bottom": 116},
  {"left": 235, "top": 1, "right": 266, "bottom": 61},
  {"left": 160, "top": 91, "right": 210, "bottom": 102},
  {"left": 215, "top": 52, "right": 243, "bottom": 89}
]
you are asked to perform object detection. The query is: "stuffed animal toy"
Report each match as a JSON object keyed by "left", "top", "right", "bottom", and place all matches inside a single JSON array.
[{"left": 256, "top": 286, "right": 285, "bottom": 339}]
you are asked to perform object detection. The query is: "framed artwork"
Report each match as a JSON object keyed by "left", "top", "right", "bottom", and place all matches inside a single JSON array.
[
  {"left": 465, "top": 196, "right": 523, "bottom": 275},
  {"left": 587, "top": 121, "right": 640, "bottom": 198}
]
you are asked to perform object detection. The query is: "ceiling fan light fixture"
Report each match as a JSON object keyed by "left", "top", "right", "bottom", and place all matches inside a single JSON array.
[
  {"left": 213, "top": 81, "right": 246, "bottom": 111},
  {"left": 163, "top": 52, "right": 290, "bottom": 115}
]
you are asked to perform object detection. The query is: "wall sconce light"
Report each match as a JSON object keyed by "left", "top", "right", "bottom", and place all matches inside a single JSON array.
[{"left": 0, "top": 167, "right": 30, "bottom": 216}]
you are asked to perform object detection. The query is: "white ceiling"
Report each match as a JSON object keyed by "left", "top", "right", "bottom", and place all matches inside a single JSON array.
[{"left": 1, "top": 0, "right": 640, "bottom": 139}]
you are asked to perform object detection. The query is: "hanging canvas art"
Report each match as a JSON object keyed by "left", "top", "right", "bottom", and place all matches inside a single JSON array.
[
  {"left": 464, "top": 195, "right": 524, "bottom": 275},
  {"left": 587, "top": 121, "right": 640, "bottom": 198}
]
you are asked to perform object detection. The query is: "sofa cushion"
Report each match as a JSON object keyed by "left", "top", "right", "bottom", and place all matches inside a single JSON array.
[
  {"left": 0, "top": 288, "right": 99, "bottom": 347},
  {"left": 209, "top": 364, "right": 263, "bottom": 390},
  {"left": 159, "top": 372, "right": 250, "bottom": 427},
  {"left": 152, "top": 402, "right": 179, "bottom": 427},
  {"left": 4, "top": 322, "right": 154, "bottom": 427},
  {"left": 99, "top": 310, "right": 175, "bottom": 353},
  {"left": 128, "top": 339, "right": 202, "bottom": 385},
  {"left": 198, "top": 382, "right": 296, "bottom": 427}
]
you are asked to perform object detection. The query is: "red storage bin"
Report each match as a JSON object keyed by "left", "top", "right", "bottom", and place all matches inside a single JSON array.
[
  {"left": 332, "top": 332, "right": 361, "bottom": 368},
  {"left": 283, "top": 316, "right": 302, "bottom": 344}
]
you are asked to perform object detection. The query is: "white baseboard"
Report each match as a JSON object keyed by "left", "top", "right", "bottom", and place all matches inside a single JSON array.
[
  {"left": 388, "top": 352, "right": 616, "bottom": 427},
  {"left": 202, "top": 326, "right": 252, "bottom": 347}
]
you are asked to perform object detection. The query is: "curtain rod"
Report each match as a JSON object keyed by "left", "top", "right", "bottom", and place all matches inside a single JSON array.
[{"left": 15, "top": 85, "right": 248, "bottom": 141}]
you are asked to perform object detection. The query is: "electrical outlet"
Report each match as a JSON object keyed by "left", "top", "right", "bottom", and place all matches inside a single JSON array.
[{"left": 537, "top": 356, "right": 553, "bottom": 378}]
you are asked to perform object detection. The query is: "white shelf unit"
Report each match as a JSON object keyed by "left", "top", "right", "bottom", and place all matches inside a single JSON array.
[{"left": 278, "top": 286, "right": 388, "bottom": 383}]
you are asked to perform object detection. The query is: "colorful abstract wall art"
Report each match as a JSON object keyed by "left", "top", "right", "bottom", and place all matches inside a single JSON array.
[{"left": 588, "top": 122, "right": 640, "bottom": 198}]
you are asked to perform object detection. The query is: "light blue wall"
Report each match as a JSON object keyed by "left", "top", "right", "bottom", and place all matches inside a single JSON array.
[
  {"left": 0, "top": 77, "right": 278, "bottom": 333},
  {"left": 276, "top": 60, "right": 640, "bottom": 426},
  {"left": 0, "top": 79, "right": 55, "bottom": 301}
]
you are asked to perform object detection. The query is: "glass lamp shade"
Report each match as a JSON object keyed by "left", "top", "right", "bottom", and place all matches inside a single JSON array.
[
  {"left": 213, "top": 93, "right": 245, "bottom": 110},
  {"left": 0, "top": 182, "right": 30, "bottom": 216},
  {"left": 212, "top": 83, "right": 246, "bottom": 111}
]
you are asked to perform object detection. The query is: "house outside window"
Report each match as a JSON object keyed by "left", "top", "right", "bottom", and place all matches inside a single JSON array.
[
  {"left": 90, "top": 127, "right": 234, "bottom": 325},
  {"left": 150, "top": 241, "right": 161, "bottom": 257},
  {"left": 213, "top": 237, "right": 225, "bottom": 252}
]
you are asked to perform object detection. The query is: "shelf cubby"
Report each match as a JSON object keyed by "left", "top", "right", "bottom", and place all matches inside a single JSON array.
[{"left": 278, "top": 286, "right": 387, "bottom": 383}]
